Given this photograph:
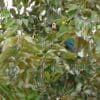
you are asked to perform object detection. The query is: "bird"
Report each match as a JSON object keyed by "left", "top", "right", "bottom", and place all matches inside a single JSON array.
[
  {"left": 49, "top": 23, "right": 80, "bottom": 58},
  {"left": 64, "top": 38, "right": 83, "bottom": 59},
  {"left": 64, "top": 38, "right": 76, "bottom": 53},
  {"left": 49, "top": 23, "right": 76, "bottom": 53}
]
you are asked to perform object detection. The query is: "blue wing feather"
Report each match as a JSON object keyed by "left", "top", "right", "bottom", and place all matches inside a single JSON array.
[{"left": 65, "top": 39, "right": 76, "bottom": 52}]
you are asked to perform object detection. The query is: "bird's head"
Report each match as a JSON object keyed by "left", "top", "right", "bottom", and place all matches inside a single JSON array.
[{"left": 48, "top": 22, "right": 59, "bottom": 31}]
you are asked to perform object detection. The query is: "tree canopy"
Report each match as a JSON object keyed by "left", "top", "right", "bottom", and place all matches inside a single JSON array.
[{"left": 0, "top": 0, "right": 100, "bottom": 99}]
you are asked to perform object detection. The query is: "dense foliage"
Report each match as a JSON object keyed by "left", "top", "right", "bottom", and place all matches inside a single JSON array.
[{"left": 0, "top": 0, "right": 100, "bottom": 100}]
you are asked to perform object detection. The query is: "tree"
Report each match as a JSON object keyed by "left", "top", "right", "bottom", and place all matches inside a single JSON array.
[{"left": 0, "top": 0, "right": 100, "bottom": 99}]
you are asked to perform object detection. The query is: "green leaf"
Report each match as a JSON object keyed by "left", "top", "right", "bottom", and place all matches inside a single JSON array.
[
  {"left": 44, "top": 71, "right": 51, "bottom": 82},
  {"left": 94, "top": 36, "right": 100, "bottom": 53},
  {"left": 76, "top": 83, "right": 82, "bottom": 93},
  {"left": 22, "top": 18, "right": 29, "bottom": 27},
  {"left": 59, "top": 24, "right": 68, "bottom": 33},
  {"left": 60, "top": 48, "right": 77, "bottom": 61},
  {"left": 4, "top": 25, "right": 18, "bottom": 38}
]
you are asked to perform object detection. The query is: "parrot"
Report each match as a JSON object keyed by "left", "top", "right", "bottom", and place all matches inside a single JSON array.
[
  {"left": 49, "top": 22, "right": 81, "bottom": 59},
  {"left": 64, "top": 38, "right": 83, "bottom": 59},
  {"left": 49, "top": 23, "right": 76, "bottom": 52},
  {"left": 64, "top": 38, "right": 76, "bottom": 53}
]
